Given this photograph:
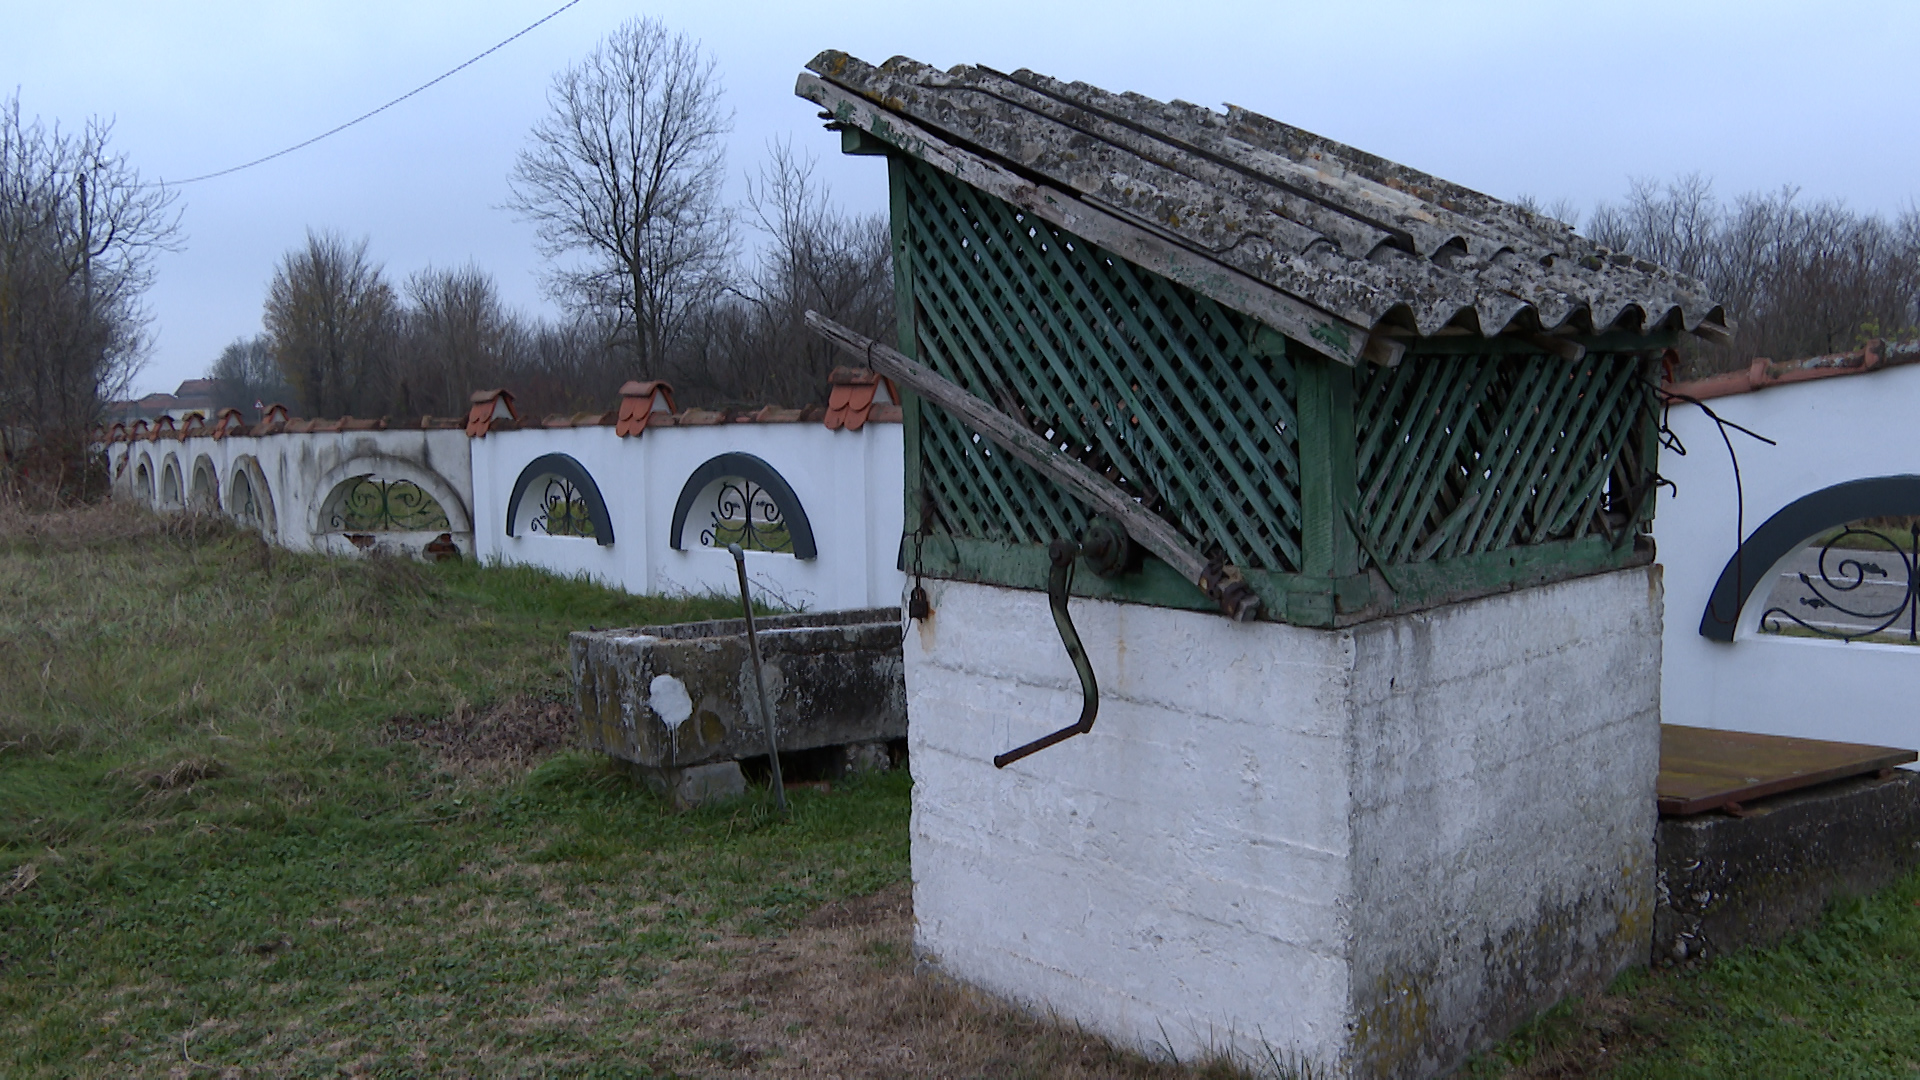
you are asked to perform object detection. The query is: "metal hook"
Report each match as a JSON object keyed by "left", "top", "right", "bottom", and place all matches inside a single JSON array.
[{"left": 994, "top": 538, "right": 1099, "bottom": 768}]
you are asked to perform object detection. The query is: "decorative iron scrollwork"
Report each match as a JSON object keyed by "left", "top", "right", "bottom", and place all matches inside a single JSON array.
[
  {"left": 700, "top": 478, "right": 793, "bottom": 554},
  {"left": 530, "top": 476, "right": 595, "bottom": 538},
  {"left": 1760, "top": 523, "right": 1919, "bottom": 642},
  {"left": 328, "top": 476, "right": 451, "bottom": 532}
]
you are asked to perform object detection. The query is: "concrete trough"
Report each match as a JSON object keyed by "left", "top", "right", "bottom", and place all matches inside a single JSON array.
[{"left": 570, "top": 607, "right": 906, "bottom": 805}]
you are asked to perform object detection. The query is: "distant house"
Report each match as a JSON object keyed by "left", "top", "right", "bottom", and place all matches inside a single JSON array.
[{"left": 107, "top": 378, "right": 228, "bottom": 423}]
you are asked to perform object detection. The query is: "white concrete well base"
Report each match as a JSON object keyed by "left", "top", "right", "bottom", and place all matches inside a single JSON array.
[{"left": 904, "top": 567, "right": 1662, "bottom": 1079}]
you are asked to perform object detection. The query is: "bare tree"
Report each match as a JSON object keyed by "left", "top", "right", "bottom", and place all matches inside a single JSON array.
[
  {"left": 207, "top": 334, "right": 293, "bottom": 414},
  {"left": 395, "top": 263, "right": 512, "bottom": 415},
  {"left": 672, "top": 141, "right": 892, "bottom": 406},
  {"left": 0, "top": 93, "right": 178, "bottom": 462},
  {"left": 507, "top": 17, "right": 733, "bottom": 377},
  {"left": 1586, "top": 175, "right": 1920, "bottom": 376},
  {"left": 264, "top": 230, "right": 398, "bottom": 417}
]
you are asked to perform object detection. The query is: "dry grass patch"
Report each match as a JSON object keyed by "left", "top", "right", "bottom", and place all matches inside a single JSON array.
[
  {"left": 637, "top": 882, "right": 1277, "bottom": 1079},
  {"left": 386, "top": 693, "right": 579, "bottom": 784}
]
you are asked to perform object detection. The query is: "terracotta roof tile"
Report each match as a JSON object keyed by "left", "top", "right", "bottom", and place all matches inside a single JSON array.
[
  {"left": 677, "top": 408, "right": 727, "bottom": 426},
  {"left": 825, "top": 366, "right": 896, "bottom": 430},
  {"left": 466, "top": 389, "right": 517, "bottom": 437},
  {"left": 1664, "top": 339, "right": 1920, "bottom": 402},
  {"left": 617, "top": 380, "right": 676, "bottom": 437}
]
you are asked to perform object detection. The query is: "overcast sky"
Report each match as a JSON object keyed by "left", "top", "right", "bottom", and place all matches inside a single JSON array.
[{"left": 6, "top": 0, "right": 1915, "bottom": 398}]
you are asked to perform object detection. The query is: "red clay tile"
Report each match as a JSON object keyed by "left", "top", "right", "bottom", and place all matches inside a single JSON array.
[
  {"left": 617, "top": 380, "right": 677, "bottom": 436},
  {"left": 825, "top": 366, "right": 895, "bottom": 431},
  {"left": 466, "top": 389, "right": 517, "bottom": 437},
  {"left": 1664, "top": 338, "right": 1920, "bottom": 402}
]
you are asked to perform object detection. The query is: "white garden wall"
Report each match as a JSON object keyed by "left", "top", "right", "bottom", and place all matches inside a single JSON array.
[
  {"left": 106, "top": 425, "right": 475, "bottom": 558},
  {"left": 1652, "top": 359, "right": 1920, "bottom": 750},
  {"left": 105, "top": 412, "right": 905, "bottom": 614},
  {"left": 468, "top": 419, "right": 904, "bottom": 611}
]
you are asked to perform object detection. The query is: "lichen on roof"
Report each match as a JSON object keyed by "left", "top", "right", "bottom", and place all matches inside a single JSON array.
[{"left": 796, "top": 51, "right": 1728, "bottom": 352}]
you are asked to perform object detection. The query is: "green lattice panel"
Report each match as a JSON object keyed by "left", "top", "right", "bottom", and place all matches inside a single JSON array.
[
  {"left": 903, "top": 160, "right": 1305, "bottom": 572},
  {"left": 1353, "top": 352, "right": 1652, "bottom": 564}
]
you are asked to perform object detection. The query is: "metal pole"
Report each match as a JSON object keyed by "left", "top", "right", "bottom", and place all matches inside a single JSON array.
[{"left": 730, "top": 543, "right": 786, "bottom": 812}]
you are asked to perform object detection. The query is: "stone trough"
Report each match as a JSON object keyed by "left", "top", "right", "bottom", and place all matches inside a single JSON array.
[{"left": 570, "top": 607, "right": 906, "bottom": 806}]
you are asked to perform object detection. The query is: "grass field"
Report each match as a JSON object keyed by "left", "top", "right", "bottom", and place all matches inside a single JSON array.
[
  {"left": 6, "top": 503, "right": 1920, "bottom": 1077},
  {"left": 0, "top": 504, "right": 1262, "bottom": 1078}
]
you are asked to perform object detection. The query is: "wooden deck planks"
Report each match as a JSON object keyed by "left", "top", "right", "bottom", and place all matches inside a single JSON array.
[{"left": 1658, "top": 724, "right": 1916, "bottom": 817}]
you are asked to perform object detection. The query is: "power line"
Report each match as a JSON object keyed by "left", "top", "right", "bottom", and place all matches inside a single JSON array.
[{"left": 155, "top": 0, "right": 584, "bottom": 187}]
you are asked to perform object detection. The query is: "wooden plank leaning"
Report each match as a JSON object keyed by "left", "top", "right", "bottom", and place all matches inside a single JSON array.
[{"left": 804, "top": 310, "right": 1262, "bottom": 622}]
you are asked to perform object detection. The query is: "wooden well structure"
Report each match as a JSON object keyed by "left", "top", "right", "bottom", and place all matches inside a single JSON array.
[
  {"left": 801, "top": 53, "right": 1726, "bottom": 624},
  {"left": 798, "top": 52, "right": 1728, "bottom": 1079}
]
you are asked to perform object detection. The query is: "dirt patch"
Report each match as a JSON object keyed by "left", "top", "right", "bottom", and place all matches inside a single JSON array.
[
  {"left": 639, "top": 882, "right": 1263, "bottom": 1079},
  {"left": 387, "top": 694, "right": 577, "bottom": 781}
]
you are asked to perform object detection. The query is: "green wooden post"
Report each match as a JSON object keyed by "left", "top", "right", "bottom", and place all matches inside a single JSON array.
[
  {"left": 1291, "top": 345, "right": 1360, "bottom": 624},
  {"left": 884, "top": 152, "right": 925, "bottom": 556}
]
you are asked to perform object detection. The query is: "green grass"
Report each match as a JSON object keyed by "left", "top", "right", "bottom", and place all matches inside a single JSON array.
[
  {"left": 0, "top": 506, "right": 909, "bottom": 1076},
  {"left": 1465, "top": 868, "right": 1920, "bottom": 1078},
  {"left": 14, "top": 505, "right": 1920, "bottom": 1078}
]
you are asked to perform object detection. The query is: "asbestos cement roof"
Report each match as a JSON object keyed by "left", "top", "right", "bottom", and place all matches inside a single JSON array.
[{"left": 797, "top": 52, "right": 1729, "bottom": 357}]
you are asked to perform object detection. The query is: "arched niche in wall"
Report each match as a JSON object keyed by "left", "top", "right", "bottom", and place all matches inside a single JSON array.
[
  {"left": 318, "top": 472, "right": 453, "bottom": 534},
  {"left": 669, "top": 452, "right": 817, "bottom": 558},
  {"left": 505, "top": 453, "right": 614, "bottom": 545},
  {"left": 190, "top": 455, "right": 220, "bottom": 512},
  {"left": 159, "top": 456, "right": 183, "bottom": 509},
  {"left": 1702, "top": 474, "right": 1920, "bottom": 643},
  {"left": 134, "top": 456, "right": 154, "bottom": 504},
  {"left": 228, "top": 456, "right": 277, "bottom": 535}
]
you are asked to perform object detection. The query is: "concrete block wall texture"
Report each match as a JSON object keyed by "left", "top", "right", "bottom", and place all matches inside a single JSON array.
[
  {"left": 904, "top": 567, "right": 1662, "bottom": 1079},
  {"left": 1652, "top": 361, "right": 1920, "bottom": 751}
]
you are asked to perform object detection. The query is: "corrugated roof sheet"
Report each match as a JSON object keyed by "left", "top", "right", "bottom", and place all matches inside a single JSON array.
[{"left": 797, "top": 52, "right": 1729, "bottom": 355}]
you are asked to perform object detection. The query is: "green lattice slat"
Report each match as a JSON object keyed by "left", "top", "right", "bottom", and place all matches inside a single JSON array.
[
  {"left": 912, "top": 166, "right": 1279, "bottom": 565},
  {"left": 1353, "top": 352, "right": 1653, "bottom": 566},
  {"left": 1353, "top": 356, "right": 1498, "bottom": 563},
  {"left": 1527, "top": 361, "right": 1633, "bottom": 542},
  {"left": 902, "top": 159, "right": 1305, "bottom": 572},
  {"left": 1474, "top": 361, "right": 1589, "bottom": 553}
]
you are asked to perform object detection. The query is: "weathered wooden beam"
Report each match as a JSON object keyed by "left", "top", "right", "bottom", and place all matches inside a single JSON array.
[
  {"left": 796, "top": 73, "right": 1373, "bottom": 368},
  {"left": 1516, "top": 331, "right": 1587, "bottom": 363},
  {"left": 804, "top": 310, "right": 1261, "bottom": 621}
]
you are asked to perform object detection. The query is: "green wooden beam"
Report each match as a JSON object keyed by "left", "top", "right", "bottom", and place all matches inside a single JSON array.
[
  {"left": 840, "top": 127, "right": 893, "bottom": 157},
  {"left": 1392, "top": 330, "right": 1682, "bottom": 357},
  {"left": 886, "top": 154, "right": 925, "bottom": 556},
  {"left": 1293, "top": 344, "right": 1360, "bottom": 585},
  {"left": 912, "top": 533, "right": 1649, "bottom": 629}
]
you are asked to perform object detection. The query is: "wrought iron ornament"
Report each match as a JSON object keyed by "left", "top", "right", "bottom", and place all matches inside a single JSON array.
[
  {"left": 530, "top": 476, "right": 595, "bottom": 538},
  {"left": 329, "top": 476, "right": 451, "bottom": 532},
  {"left": 701, "top": 479, "right": 793, "bottom": 554},
  {"left": 1761, "top": 523, "right": 1920, "bottom": 642}
]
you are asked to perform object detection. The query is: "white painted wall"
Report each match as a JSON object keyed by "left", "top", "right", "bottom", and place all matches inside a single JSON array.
[
  {"left": 1652, "top": 363, "right": 1920, "bottom": 750},
  {"left": 469, "top": 421, "right": 905, "bottom": 612},
  {"left": 107, "top": 418, "right": 904, "bottom": 613},
  {"left": 107, "top": 427, "right": 475, "bottom": 558},
  {"left": 905, "top": 568, "right": 1659, "bottom": 1079}
]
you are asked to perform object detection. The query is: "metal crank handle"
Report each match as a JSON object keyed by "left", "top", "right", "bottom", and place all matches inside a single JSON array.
[{"left": 995, "top": 539, "right": 1099, "bottom": 768}]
